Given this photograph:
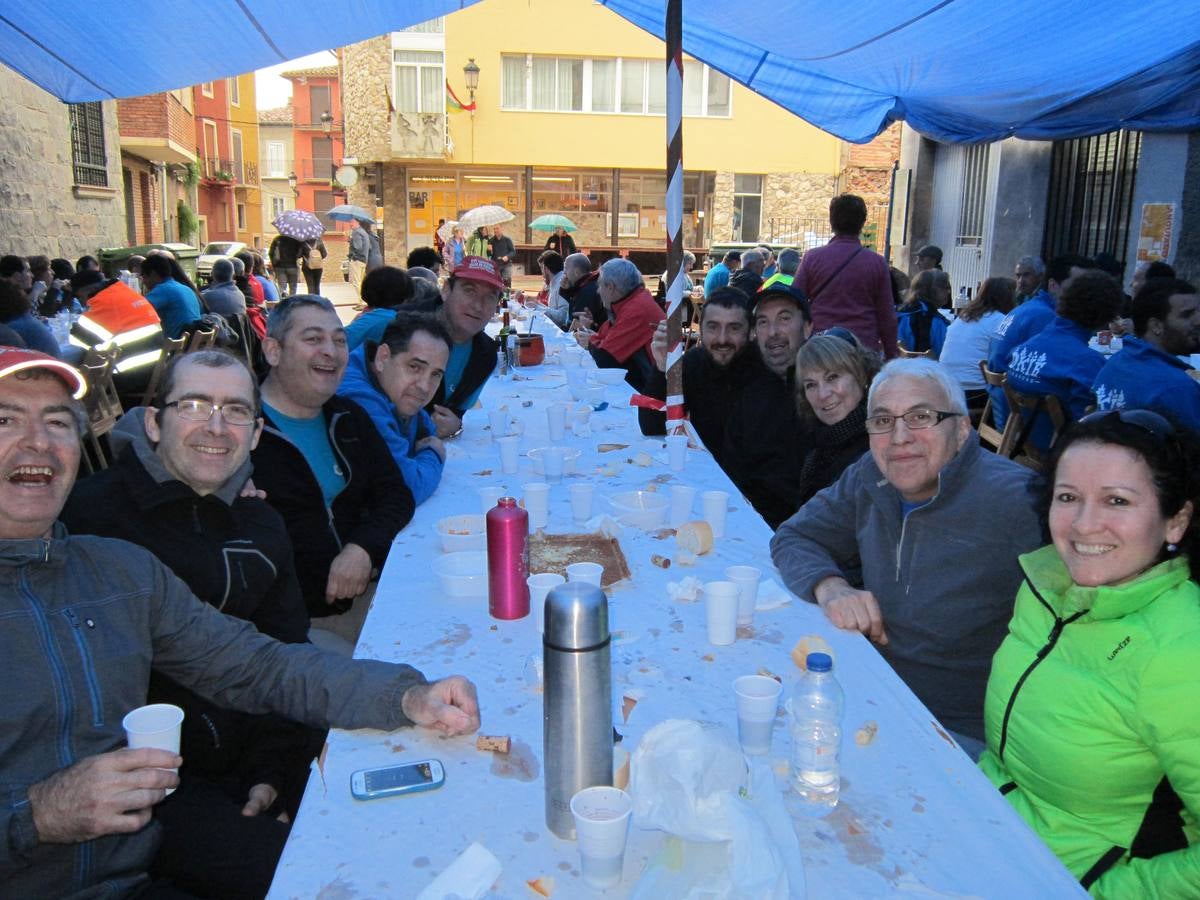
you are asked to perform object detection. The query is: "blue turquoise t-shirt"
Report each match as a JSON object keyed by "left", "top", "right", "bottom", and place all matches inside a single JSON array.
[
  {"left": 901, "top": 499, "right": 930, "bottom": 517},
  {"left": 263, "top": 401, "right": 346, "bottom": 506},
  {"left": 443, "top": 340, "right": 486, "bottom": 411}
]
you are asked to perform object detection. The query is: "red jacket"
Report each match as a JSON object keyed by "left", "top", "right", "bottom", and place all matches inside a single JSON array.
[{"left": 590, "top": 285, "right": 664, "bottom": 364}]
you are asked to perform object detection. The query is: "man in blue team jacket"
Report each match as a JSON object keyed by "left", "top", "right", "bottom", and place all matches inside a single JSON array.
[{"left": 1093, "top": 278, "right": 1200, "bottom": 431}]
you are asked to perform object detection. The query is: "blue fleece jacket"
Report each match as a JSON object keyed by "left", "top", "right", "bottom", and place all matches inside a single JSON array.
[
  {"left": 336, "top": 343, "right": 443, "bottom": 504},
  {"left": 1005, "top": 316, "right": 1105, "bottom": 451},
  {"left": 986, "top": 288, "right": 1056, "bottom": 426},
  {"left": 1092, "top": 336, "right": 1200, "bottom": 432}
]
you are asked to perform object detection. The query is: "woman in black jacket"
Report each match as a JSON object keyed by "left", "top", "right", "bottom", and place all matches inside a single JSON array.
[{"left": 794, "top": 329, "right": 880, "bottom": 507}]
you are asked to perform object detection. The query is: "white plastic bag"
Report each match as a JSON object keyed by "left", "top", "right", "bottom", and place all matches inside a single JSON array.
[{"left": 629, "top": 719, "right": 806, "bottom": 899}]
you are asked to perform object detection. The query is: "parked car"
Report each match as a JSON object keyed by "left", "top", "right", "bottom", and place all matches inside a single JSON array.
[{"left": 197, "top": 241, "right": 248, "bottom": 282}]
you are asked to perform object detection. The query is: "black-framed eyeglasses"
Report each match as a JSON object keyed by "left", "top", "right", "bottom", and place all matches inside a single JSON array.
[
  {"left": 163, "top": 398, "right": 257, "bottom": 426},
  {"left": 864, "top": 408, "right": 961, "bottom": 434},
  {"left": 1078, "top": 408, "right": 1175, "bottom": 441}
]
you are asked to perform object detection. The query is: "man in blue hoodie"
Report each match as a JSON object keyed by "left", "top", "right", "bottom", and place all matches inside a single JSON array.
[
  {"left": 987, "top": 254, "right": 1091, "bottom": 426},
  {"left": 1004, "top": 271, "right": 1124, "bottom": 451},
  {"left": 1093, "top": 278, "right": 1200, "bottom": 431},
  {"left": 338, "top": 311, "right": 452, "bottom": 505}
]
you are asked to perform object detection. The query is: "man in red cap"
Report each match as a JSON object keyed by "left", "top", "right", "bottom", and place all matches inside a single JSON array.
[
  {"left": 0, "top": 348, "right": 481, "bottom": 899},
  {"left": 410, "top": 255, "right": 501, "bottom": 438}
]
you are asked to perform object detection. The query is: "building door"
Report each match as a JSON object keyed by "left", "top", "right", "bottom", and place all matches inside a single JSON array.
[
  {"left": 123, "top": 168, "right": 136, "bottom": 244},
  {"left": 929, "top": 143, "right": 997, "bottom": 300},
  {"left": 311, "top": 137, "right": 334, "bottom": 182},
  {"left": 1043, "top": 130, "right": 1141, "bottom": 265}
]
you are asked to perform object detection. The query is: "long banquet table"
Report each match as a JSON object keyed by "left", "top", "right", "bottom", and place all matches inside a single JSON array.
[{"left": 268, "top": 319, "right": 1083, "bottom": 898}]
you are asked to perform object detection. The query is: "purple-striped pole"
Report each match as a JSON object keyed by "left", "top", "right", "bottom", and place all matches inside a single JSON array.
[{"left": 664, "top": 0, "right": 685, "bottom": 432}]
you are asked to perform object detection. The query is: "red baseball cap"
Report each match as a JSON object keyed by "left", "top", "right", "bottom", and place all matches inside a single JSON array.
[
  {"left": 0, "top": 348, "right": 87, "bottom": 399},
  {"left": 452, "top": 256, "right": 505, "bottom": 291}
]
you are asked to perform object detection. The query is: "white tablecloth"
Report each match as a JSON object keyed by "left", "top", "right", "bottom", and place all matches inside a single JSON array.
[{"left": 268, "top": 324, "right": 1082, "bottom": 898}]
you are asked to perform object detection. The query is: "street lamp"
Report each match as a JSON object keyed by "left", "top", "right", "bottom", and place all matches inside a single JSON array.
[
  {"left": 463, "top": 58, "right": 481, "bottom": 163},
  {"left": 320, "top": 110, "right": 333, "bottom": 134},
  {"left": 463, "top": 59, "right": 480, "bottom": 105}
]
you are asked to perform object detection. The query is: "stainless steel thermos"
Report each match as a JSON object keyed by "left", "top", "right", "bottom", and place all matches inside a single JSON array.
[{"left": 543, "top": 581, "right": 612, "bottom": 839}]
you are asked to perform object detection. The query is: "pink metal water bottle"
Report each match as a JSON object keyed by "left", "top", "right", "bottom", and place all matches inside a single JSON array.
[{"left": 486, "top": 496, "right": 530, "bottom": 619}]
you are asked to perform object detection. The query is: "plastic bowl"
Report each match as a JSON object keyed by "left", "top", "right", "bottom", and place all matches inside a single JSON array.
[
  {"left": 592, "top": 368, "right": 627, "bottom": 386},
  {"left": 609, "top": 490, "right": 670, "bottom": 530},
  {"left": 432, "top": 551, "right": 488, "bottom": 598},
  {"left": 528, "top": 447, "right": 581, "bottom": 475},
  {"left": 435, "top": 515, "right": 486, "bottom": 552}
]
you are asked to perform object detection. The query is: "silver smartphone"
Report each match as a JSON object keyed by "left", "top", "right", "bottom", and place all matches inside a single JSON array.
[{"left": 350, "top": 759, "right": 445, "bottom": 801}]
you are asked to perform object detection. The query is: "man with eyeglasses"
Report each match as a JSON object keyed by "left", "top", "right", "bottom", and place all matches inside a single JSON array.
[
  {"left": 62, "top": 349, "right": 320, "bottom": 896},
  {"left": 771, "top": 358, "right": 1041, "bottom": 756}
]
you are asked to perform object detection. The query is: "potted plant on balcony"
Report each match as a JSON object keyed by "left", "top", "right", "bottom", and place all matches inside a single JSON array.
[{"left": 215, "top": 170, "right": 235, "bottom": 183}]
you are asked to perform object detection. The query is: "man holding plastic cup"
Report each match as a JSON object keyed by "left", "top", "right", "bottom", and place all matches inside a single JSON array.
[{"left": 0, "top": 349, "right": 482, "bottom": 899}]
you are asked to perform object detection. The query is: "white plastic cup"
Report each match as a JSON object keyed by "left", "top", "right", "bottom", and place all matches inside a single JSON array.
[
  {"left": 704, "top": 580, "right": 739, "bottom": 646},
  {"left": 586, "top": 384, "right": 606, "bottom": 407},
  {"left": 701, "top": 490, "right": 729, "bottom": 539},
  {"left": 570, "top": 786, "right": 633, "bottom": 890},
  {"left": 122, "top": 703, "right": 184, "bottom": 794},
  {"left": 733, "top": 675, "right": 783, "bottom": 756},
  {"left": 542, "top": 447, "right": 566, "bottom": 485},
  {"left": 725, "top": 564, "right": 762, "bottom": 626},
  {"left": 669, "top": 484, "right": 696, "bottom": 527},
  {"left": 487, "top": 408, "right": 511, "bottom": 439},
  {"left": 524, "top": 482, "right": 550, "bottom": 530},
  {"left": 527, "top": 572, "right": 566, "bottom": 633},
  {"left": 666, "top": 434, "right": 688, "bottom": 472},
  {"left": 566, "top": 561, "right": 603, "bottom": 586},
  {"left": 566, "top": 367, "right": 588, "bottom": 400},
  {"left": 478, "top": 485, "right": 505, "bottom": 514},
  {"left": 547, "top": 403, "right": 567, "bottom": 441},
  {"left": 496, "top": 436, "right": 520, "bottom": 475},
  {"left": 569, "top": 483, "right": 594, "bottom": 523}
]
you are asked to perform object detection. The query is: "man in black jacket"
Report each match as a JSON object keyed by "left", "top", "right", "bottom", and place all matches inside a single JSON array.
[
  {"left": 409, "top": 256, "right": 502, "bottom": 438},
  {"left": 722, "top": 286, "right": 813, "bottom": 529},
  {"left": 560, "top": 252, "right": 606, "bottom": 327},
  {"left": 639, "top": 287, "right": 765, "bottom": 466},
  {"left": 62, "top": 349, "right": 318, "bottom": 898},
  {"left": 254, "top": 295, "right": 415, "bottom": 649}
]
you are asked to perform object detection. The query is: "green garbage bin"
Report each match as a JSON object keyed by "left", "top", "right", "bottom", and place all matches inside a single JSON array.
[{"left": 99, "top": 243, "right": 200, "bottom": 282}]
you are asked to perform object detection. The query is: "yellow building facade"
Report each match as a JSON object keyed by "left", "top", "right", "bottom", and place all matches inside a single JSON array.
[
  {"left": 341, "top": 0, "right": 889, "bottom": 268},
  {"left": 229, "top": 72, "right": 265, "bottom": 248}
]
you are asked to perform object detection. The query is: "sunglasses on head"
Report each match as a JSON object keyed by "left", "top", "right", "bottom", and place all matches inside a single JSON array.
[{"left": 1078, "top": 408, "right": 1176, "bottom": 442}]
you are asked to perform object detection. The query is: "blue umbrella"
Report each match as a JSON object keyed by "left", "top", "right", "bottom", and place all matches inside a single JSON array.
[
  {"left": 272, "top": 210, "right": 325, "bottom": 241},
  {"left": 326, "top": 204, "right": 376, "bottom": 225}
]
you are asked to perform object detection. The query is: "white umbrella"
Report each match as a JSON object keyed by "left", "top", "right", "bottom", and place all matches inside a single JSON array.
[
  {"left": 459, "top": 204, "right": 514, "bottom": 232},
  {"left": 437, "top": 219, "right": 459, "bottom": 243}
]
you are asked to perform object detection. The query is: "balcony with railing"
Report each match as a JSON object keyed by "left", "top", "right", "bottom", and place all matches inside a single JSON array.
[
  {"left": 296, "top": 158, "right": 337, "bottom": 182},
  {"left": 391, "top": 112, "right": 446, "bottom": 159},
  {"left": 201, "top": 158, "right": 260, "bottom": 186}
]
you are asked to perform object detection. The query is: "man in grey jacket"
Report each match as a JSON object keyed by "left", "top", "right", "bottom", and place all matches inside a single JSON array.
[
  {"left": 200, "top": 258, "right": 247, "bottom": 316},
  {"left": 770, "top": 358, "right": 1040, "bottom": 754},
  {"left": 0, "top": 348, "right": 480, "bottom": 898}
]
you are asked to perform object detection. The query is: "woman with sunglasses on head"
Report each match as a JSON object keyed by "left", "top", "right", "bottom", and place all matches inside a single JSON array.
[
  {"left": 794, "top": 328, "right": 881, "bottom": 508},
  {"left": 979, "top": 409, "right": 1200, "bottom": 897}
]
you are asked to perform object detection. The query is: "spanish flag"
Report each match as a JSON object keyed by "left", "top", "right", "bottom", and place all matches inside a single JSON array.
[{"left": 446, "top": 80, "right": 476, "bottom": 113}]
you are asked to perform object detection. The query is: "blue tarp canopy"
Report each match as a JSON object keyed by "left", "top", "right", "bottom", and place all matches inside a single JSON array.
[{"left": 2, "top": 0, "right": 1199, "bottom": 143}]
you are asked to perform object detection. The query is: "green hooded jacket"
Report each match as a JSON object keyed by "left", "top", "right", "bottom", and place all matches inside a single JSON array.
[{"left": 979, "top": 546, "right": 1200, "bottom": 898}]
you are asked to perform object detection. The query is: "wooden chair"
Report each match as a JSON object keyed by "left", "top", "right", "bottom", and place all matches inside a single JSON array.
[
  {"left": 79, "top": 347, "right": 125, "bottom": 473},
  {"left": 897, "top": 341, "right": 934, "bottom": 359},
  {"left": 1001, "top": 384, "right": 1069, "bottom": 473},
  {"left": 185, "top": 326, "right": 218, "bottom": 353},
  {"left": 976, "top": 362, "right": 1023, "bottom": 454},
  {"left": 134, "top": 334, "right": 188, "bottom": 408}
]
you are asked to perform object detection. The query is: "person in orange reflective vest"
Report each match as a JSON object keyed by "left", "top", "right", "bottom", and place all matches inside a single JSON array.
[{"left": 70, "top": 277, "right": 165, "bottom": 392}]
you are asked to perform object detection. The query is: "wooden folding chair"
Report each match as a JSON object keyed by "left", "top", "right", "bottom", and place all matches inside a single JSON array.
[
  {"left": 185, "top": 326, "right": 218, "bottom": 353},
  {"left": 897, "top": 341, "right": 934, "bottom": 359},
  {"left": 135, "top": 334, "right": 188, "bottom": 408},
  {"left": 1002, "top": 384, "right": 1069, "bottom": 472},
  {"left": 79, "top": 347, "right": 125, "bottom": 473},
  {"left": 976, "top": 362, "right": 1022, "bottom": 454}
]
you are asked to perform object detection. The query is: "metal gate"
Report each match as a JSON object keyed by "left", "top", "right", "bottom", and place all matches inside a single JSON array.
[
  {"left": 929, "top": 142, "right": 997, "bottom": 299},
  {"left": 1042, "top": 130, "right": 1141, "bottom": 265}
]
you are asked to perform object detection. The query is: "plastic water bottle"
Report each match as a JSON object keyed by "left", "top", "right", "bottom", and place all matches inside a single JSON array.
[{"left": 789, "top": 652, "right": 844, "bottom": 810}]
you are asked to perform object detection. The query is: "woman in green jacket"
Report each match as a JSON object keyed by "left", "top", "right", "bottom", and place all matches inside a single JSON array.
[{"left": 979, "top": 409, "right": 1200, "bottom": 897}]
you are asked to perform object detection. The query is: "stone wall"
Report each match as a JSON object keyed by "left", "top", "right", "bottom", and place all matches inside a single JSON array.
[
  {"left": 709, "top": 171, "right": 735, "bottom": 244},
  {"left": 0, "top": 67, "right": 126, "bottom": 258},
  {"left": 342, "top": 37, "right": 392, "bottom": 164},
  {"left": 709, "top": 170, "right": 838, "bottom": 246}
]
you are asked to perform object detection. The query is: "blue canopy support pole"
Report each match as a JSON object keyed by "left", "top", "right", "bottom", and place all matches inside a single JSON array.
[{"left": 664, "top": 0, "right": 686, "bottom": 431}]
